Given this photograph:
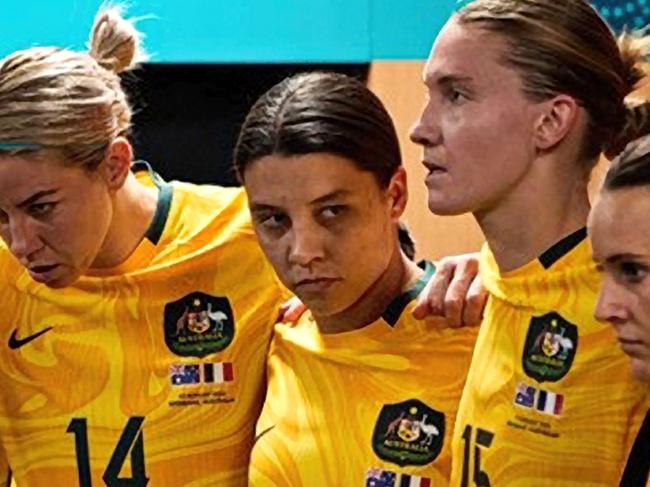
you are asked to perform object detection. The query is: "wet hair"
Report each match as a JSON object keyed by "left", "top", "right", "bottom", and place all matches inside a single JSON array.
[
  {"left": 0, "top": 4, "right": 146, "bottom": 168},
  {"left": 233, "top": 71, "right": 401, "bottom": 188},
  {"left": 457, "top": 0, "right": 650, "bottom": 165}
]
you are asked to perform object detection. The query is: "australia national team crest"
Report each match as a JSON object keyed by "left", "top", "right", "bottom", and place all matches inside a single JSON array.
[
  {"left": 522, "top": 312, "right": 578, "bottom": 383},
  {"left": 372, "top": 399, "right": 444, "bottom": 467},
  {"left": 164, "top": 292, "right": 235, "bottom": 358}
]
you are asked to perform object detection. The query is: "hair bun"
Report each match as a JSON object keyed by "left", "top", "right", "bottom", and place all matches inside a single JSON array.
[{"left": 88, "top": 5, "right": 147, "bottom": 74}]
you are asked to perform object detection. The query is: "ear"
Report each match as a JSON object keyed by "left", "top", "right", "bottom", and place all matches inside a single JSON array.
[
  {"left": 533, "top": 95, "right": 579, "bottom": 150},
  {"left": 100, "top": 137, "right": 133, "bottom": 190},
  {"left": 386, "top": 166, "right": 408, "bottom": 220}
]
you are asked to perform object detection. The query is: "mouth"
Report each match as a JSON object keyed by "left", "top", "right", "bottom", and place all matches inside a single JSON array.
[
  {"left": 618, "top": 337, "right": 647, "bottom": 358},
  {"left": 27, "top": 264, "right": 60, "bottom": 283},
  {"left": 422, "top": 160, "right": 447, "bottom": 177},
  {"left": 294, "top": 277, "right": 341, "bottom": 293}
]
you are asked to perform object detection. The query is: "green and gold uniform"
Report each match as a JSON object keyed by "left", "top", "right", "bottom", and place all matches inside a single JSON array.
[
  {"left": 0, "top": 163, "right": 284, "bottom": 486},
  {"left": 449, "top": 229, "right": 650, "bottom": 486},
  {"left": 250, "top": 263, "right": 478, "bottom": 487}
]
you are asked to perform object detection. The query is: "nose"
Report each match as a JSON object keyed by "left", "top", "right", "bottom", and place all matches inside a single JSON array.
[
  {"left": 287, "top": 224, "right": 325, "bottom": 268},
  {"left": 409, "top": 98, "right": 441, "bottom": 148},
  {"left": 7, "top": 216, "right": 43, "bottom": 263},
  {"left": 594, "top": 275, "right": 629, "bottom": 326}
]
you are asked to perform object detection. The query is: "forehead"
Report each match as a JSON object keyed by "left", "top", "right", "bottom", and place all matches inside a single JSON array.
[
  {"left": 590, "top": 188, "right": 650, "bottom": 257},
  {"left": 423, "top": 17, "right": 514, "bottom": 86},
  {"left": 0, "top": 151, "right": 77, "bottom": 203},
  {"left": 244, "top": 153, "right": 380, "bottom": 205}
]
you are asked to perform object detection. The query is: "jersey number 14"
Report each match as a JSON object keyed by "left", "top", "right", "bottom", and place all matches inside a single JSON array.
[{"left": 67, "top": 417, "right": 148, "bottom": 487}]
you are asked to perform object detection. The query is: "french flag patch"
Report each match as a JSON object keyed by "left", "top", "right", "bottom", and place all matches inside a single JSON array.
[
  {"left": 398, "top": 474, "right": 431, "bottom": 487},
  {"left": 535, "top": 389, "right": 564, "bottom": 416}
]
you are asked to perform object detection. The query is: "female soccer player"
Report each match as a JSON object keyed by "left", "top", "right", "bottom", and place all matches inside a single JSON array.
[
  {"left": 409, "top": 0, "right": 650, "bottom": 485},
  {"left": 590, "top": 135, "right": 650, "bottom": 486},
  {"left": 0, "top": 6, "right": 286, "bottom": 486},
  {"left": 235, "top": 71, "right": 479, "bottom": 487}
]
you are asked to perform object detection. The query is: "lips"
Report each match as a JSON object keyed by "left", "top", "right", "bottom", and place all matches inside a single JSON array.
[
  {"left": 294, "top": 277, "right": 341, "bottom": 293},
  {"left": 29, "top": 264, "right": 59, "bottom": 273},
  {"left": 27, "top": 264, "right": 60, "bottom": 283},
  {"left": 618, "top": 337, "right": 647, "bottom": 358},
  {"left": 422, "top": 160, "right": 446, "bottom": 173}
]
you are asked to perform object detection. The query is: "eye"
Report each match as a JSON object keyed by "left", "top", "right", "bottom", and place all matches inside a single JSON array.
[
  {"left": 28, "top": 202, "right": 56, "bottom": 218},
  {"left": 618, "top": 261, "right": 648, "bottom": 284},
  {"left": 320, "top": 205, "right": 346, "bottom": 219},
  {"left": 257, "top": 212, "right": 289, "bottom": 230},
  {"left": 444, "top": 86, "right": 469, "bottom": 104}
]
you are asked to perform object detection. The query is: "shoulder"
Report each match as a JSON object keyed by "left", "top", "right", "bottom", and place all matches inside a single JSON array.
[{"left": 163, "top": 183, "right": 255, "bottom": 247}]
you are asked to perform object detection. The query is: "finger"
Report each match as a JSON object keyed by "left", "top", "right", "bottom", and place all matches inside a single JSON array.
[
  {"left": 461, "top": 274, "right": 487, "bottom": 327},
  {"left": 277, "top": 297, "right": 298, "bottom": 321},
  {"left": 444, "top": 259, "right": 477, "bottom": 327},
  {"left": 412, "top": 291, "right": 432, "bottom": 319},
  {"left": 284, "top": 298, "right": 307, "bottom": 322},
  {"left": 422, "top": 259, "right": 455, "bottom": 317}
]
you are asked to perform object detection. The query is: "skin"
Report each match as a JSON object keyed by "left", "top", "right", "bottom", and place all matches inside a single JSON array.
[
  {"left": 243, "top": 152, "right": 421, "bottom": 333},
  {"left": 590, "top": 186, "right": 650, "bottom": 382},
  {"left": 0, "top": 139, "right": 157, "bottom": 288},
  {"left": 410, "top": 17, "right": 591, "bottom": 272}
]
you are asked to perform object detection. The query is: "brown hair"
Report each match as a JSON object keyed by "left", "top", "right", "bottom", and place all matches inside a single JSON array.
[
  {"left": 233, "top": 71, "right": 401, "bottom": 188},
  {"left": 457, "top": 0, "right": 650, "bottom": 164},
  {"left": 0, "top": 4, "right": 146, "bottom": 168},
  {"left": 603, "top": 134, "right": 650, "bottom": 190}
]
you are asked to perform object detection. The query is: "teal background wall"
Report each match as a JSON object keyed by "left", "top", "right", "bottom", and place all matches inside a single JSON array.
[{"left": 0, "top": 0, "right": 457, "bottom": 62}]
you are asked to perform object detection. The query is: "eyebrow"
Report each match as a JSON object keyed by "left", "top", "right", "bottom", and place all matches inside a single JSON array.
[
  {"left": 425, "top": 73, "right": 474, "bottom": 89},
  {"left": 249, "top": 189, "right": 352, "bottom": 213},
  {"left": 17, "top": 189, "right": 58, "bottom": 208},
  {"left": 311, "top": 189, "right": 352, "bottom": 205},
  {"left": 606, "top": 253, "right": 647, "bottom": 264}
]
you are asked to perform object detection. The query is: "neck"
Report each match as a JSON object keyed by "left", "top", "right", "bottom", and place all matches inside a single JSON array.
[
  {"left": 91, "top": 172, "right": 159, "bottom": 269},
  {"left": 475, "top": 155, "right": 591, "bottom": 272},
  {"left": 315, "top": 247, "right": 422, "bottom": 334}
]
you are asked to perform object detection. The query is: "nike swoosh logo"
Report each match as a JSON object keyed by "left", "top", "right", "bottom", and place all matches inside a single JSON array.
[{"left": 8, "top": 326, "right": 53, "bottom": 350}]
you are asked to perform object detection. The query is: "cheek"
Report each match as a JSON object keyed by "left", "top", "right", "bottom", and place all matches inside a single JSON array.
[
  {"left": 338, "top": 217, "right": 392, "bottom": 275},
  {"left": 59, "top": 195, "right": 112, "bottom": 256},
  {"left": 635, "top": 286, "right": 650, "bottom": 339},
  {"left": 445, "top": 107, "right": 530, "bottom": 166}
]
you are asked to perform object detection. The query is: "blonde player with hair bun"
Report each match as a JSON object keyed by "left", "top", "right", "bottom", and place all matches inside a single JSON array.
[
  {"left": 0, "top": 5, "right": 287, "bottom": 486},
  {"left": 411, "top": 0, "right": 650, "bottom": 485}
]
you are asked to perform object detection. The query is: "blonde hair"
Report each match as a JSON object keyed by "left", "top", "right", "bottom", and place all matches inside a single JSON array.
[
  {"left": 0, "top": 4, "right": 147, "bottom": 168},
  {"left": 457, "top": 0, "right": 650, "bottom": 165}
]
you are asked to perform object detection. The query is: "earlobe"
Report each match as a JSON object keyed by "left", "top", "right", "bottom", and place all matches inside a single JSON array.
[
  {"left": 102, "top": 137, "right": 133, "bottom": 190},
  {"left": 534, "top": 95, "right": 578, "bottom": 150}
]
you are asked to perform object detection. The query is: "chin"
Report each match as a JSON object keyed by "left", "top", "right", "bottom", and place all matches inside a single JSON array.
[
  {"left": 630, "top": 358, "right": 650, "bottom": 384},
  {"left": 427, "top": 194, "right": 474, "bottom": 216},
  {"left": 46, "top": 271, "right": 81, "bottom": 289},
  {"left": 299, "top": 295, "right": 349, "bottom": 318}
]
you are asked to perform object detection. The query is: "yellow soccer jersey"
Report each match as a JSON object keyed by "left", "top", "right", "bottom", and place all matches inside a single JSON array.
[
  {"left": 0, "top": 162, "right": 285, "bottom": 486},
  {"left": 250, "top": 262, "right": 479, "bottom": 487},
  {"left": 449, "top": 228, "right": 650, "bottom": 486}
]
